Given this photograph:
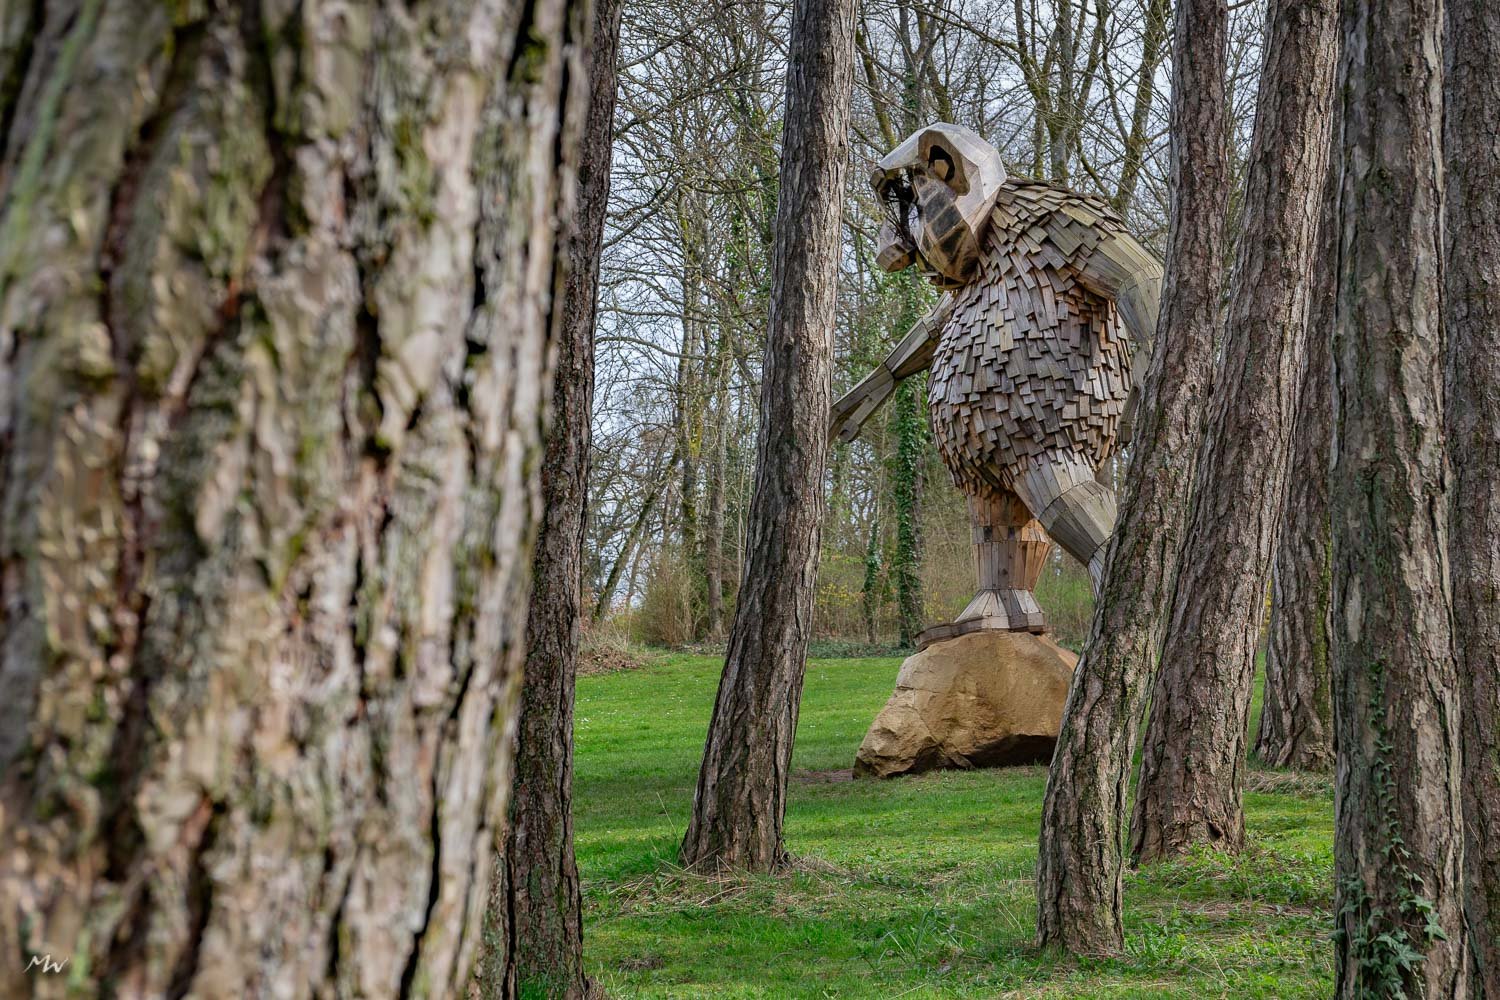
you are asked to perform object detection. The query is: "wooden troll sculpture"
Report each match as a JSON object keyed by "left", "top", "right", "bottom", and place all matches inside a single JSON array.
[{"left": 832, "top": 124, "right": 1163, "bottom": 644}]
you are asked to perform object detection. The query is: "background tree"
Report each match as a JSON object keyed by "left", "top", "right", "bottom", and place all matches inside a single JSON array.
[
  {"left": 678, "top": 0, "right": 858, "bottom": 870},
  {"left": 1329, "top": 0, "right": 1469, "bottom": 993},
  {"left": 1256, "top": 109, "right": 1340, "bottom": 774},
  {"left": 1443, "top": 0, "right": 1500, "bottom": 989},
  {"left": 1034, "top": 0, "right": 1227, "bottom": 956},
  {"left": 1130, "top": 0, "right": 1338, "bottom": 863},
  {"left": 886, "top": 270, "right": 934, "bottom": 646},
  {"left": 0, "top": 1, "right": 585, "bottom": 995},
  {"left": 889, "top": 376, "right": 930, "bottom": 646},
  {"left": 475, "top": 0, "right": 623, "bottom": 995}
]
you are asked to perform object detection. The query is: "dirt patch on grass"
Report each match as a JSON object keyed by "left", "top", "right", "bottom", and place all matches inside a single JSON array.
[
  {"left": 578, "top": 645, "right": 650, "bottom": 676},
  {"left": 617, "top": 954, "right": 666, "bottom": 972},
  {"left": 1175, "top": 898, "right": 1327, "bottom": 920},
  {"left": 793, "top": 767, "right": 855, "bottom": 784},
  {"left": 1244, "top": 767, "right": 1333, "bottom": 797},
  {"left": 605, "top": 854, "right": 863, "bottom": 916},
  {"left": 577, "top": 621, "right": 654, "bottom": 676}
]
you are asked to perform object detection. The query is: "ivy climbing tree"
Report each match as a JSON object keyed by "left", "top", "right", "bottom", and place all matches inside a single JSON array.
[
  {"left": 886, "top": 265, "right": 934, "bottom": 647},
  {"left": 1329, "top": 0, "right": 1470, "bottom": 994}
]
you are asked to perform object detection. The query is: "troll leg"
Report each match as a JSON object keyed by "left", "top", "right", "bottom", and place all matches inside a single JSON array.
[
  {"left": 1010, "top": 451, "right": 1117, "bottom": 594},
  {"left": 953, "top": 487, "right": 1050, "bottom": 632}
]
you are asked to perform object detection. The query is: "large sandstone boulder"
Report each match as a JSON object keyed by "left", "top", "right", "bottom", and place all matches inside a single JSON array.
[{"left": 854, "top": 630, "right": 1077, "bottom": 778}]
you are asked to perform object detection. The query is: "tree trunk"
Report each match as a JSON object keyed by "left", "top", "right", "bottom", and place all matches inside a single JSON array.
[
  {"left": 1256, "top": 101, "right": 1340, "bottom": 774},
  {"left": 674, "top": 197, "right": 707, "bottom": 641},
  {"left": 679, "top": 0, "right": 856, "bottom": 871},
  {"left": 862, "top": 512, "right": 882, "bottom": 647},
  {"left": 705, "top": 429, "right": 728, "bottom": 638},
  {"left": 705, "top": 322, "right": 732, "bottom": 638},
  {"left": 891, "top": 379, "right": 926, "bottom": 646},
  {"left": 473, "top": 0, "right": 620, "bottom": 996},
  {"left": 1443, "top": 0, "right": 1500, "bottom": 991},
  {"left": 1130, "top": 0, "right": 1338, "bottom": 864},
  {"left": 1330, "top": 0, "right": 1469, "bottom": 994},
  {"left": 1048, "top": 3, "right": 1077, "bottom": 182},
  {"left": 0, "top": 2, "right": 585, "bottom": 997},
  {"left": 889, "top": 268, "right": 928, "bottom": 647},
  {"left": 1034, "top": 0, "right": 1226, "bottom": 957},
  {"left": 1112, "top": 0, "right": 1170, "bottom": 214}
]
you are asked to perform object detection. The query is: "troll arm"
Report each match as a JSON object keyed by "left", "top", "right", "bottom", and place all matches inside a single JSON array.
[
  {"left": 829, "top": 294, "right": 954, "bottom": 444},
  {"left": 1056, "top": 210, "right": 1164, "bottom": 443}
]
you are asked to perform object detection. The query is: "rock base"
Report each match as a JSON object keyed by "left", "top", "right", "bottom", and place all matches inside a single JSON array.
[{"left": 853, "top": 629, "right": 1077, "bottom": 778}]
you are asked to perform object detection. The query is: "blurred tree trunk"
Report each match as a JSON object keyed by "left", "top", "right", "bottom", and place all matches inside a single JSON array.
[
  {"left": 1444, "top": 0, "right": 1500, "bottom": 991},
  {"left": 679, "top": 0, "right": 856, "bottom": 871},
  {"left": 1131, "top": 0, "right": 1338, "bottom": 863},
  {"left": 1330, "top": 0, "right": 1469, "bottom": 994},
  {"left": 0, "top": 1, "right": 584, "bottom": 996},
  {"left": 474, "top": 0, "right": 620, "bottom": 996},
  {"left": 1256, "top": 106, "right": 1340, "bottom": 774},
  {"left": 1034, "top": 0, "right": 1227, "bottom": 957}
]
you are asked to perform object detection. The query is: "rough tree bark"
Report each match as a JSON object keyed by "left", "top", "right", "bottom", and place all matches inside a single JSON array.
[
  {"left": 679, "top": 0, "right": 857, "bottom": 871},
  {"left": 1033, "top": 0, "right": 1226, "bottom": 956},
  {"left": 1256, "top": 104, "right": 1340, "bottom": 774},
  {"left": 0, "top": 2, "right": 585, "bottom": 997},
  {"left": 473, "top": 0, "right": 621, "bottom": 996},
  {"left": 1443, "top": 0, "right": 1500, "bottom": 990},
  {"left": 1330, "top": 0, "right": 1469, "bottom": 994},
  {"left": 1130, "top": 0, "right": 1338, "bottom": 863}
]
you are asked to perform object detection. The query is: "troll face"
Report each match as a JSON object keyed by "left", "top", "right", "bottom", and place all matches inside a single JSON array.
[{"left": 870, "top": 124, "right": 1007, "bottom": 288}]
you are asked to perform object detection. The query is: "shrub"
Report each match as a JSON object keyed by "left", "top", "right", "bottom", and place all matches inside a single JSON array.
[{"left": 634, "top": 554, "right": 695, "bottom": 648}]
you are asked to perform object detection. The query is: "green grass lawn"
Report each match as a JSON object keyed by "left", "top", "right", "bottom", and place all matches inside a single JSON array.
[{"left": 574, "top": 653, "right": 1334, "bottom": 998}]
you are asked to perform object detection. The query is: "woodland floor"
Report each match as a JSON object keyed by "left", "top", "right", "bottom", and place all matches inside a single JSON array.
[{"left": 575, "top": 653, "right": 1334, "bottom": 998}]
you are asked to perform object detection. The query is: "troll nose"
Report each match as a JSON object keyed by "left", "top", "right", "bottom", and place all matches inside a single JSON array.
[{"left": 876, "top": 219, "right": 916, "bottom": 272}]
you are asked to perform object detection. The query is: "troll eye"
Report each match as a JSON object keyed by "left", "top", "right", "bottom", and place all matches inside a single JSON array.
[{"left": 928, "top": 146, "right": 955, "bottom": 182}]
